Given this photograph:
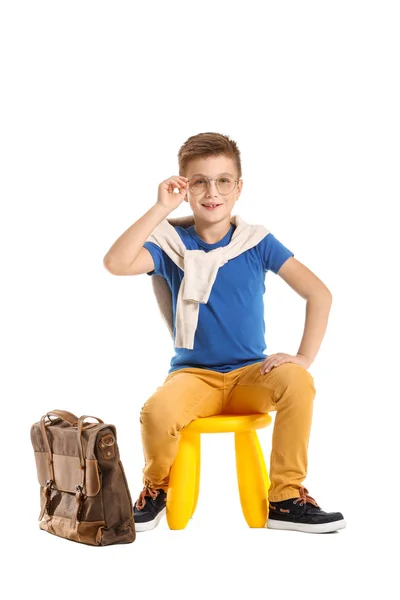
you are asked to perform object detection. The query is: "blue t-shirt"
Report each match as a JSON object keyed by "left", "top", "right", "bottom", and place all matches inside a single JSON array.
[{"left": 144, "top": 223, "right": 294, "bottom": 374}]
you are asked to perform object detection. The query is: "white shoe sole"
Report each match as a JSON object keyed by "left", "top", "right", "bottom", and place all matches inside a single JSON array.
[
  {"left": 134, "top": 507, "right": 166, "bottom": 532},
  {"left": 266, "top": 518, "right": 346, "bottom": 534}
]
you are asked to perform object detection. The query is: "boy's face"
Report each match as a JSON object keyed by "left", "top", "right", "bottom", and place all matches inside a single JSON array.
[{"left": 183, "top": 155, "right": 243, "bottom": 221}]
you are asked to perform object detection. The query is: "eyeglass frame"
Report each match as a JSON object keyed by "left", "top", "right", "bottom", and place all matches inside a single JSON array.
[{"left": 186, "top": 175, "right": 242, "bottom": 195}]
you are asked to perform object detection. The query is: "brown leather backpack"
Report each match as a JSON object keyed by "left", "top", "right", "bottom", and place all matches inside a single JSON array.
[{"left": 30, "top": 409, "right": 136, "bottom": 546}]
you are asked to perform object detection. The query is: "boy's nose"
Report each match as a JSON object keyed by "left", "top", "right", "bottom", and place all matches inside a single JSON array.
[{"left": 206, "top": 180, "right": 219, "bottom": 194}]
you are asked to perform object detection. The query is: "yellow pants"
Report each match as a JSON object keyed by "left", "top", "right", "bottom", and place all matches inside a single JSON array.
[{"left": 140, "top": 360, "right": 316, "bottom": 502}]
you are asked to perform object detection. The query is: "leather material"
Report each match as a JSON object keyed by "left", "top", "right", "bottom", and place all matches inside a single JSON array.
[
  {"left": 31, "top": 410, "right": 136, "bottom": 546},
  {"left": 34, "top": 453, "right": 101, "bottom": 496}
]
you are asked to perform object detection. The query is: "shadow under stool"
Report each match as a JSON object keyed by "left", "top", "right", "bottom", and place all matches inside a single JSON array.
[{"left": 166, "top": 413, "right": 272, "bottom": 530}]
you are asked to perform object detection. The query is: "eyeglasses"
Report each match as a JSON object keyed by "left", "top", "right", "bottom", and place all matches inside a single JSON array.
[{"left": 187, "top": 175, "right": 240, "bottom": 195}]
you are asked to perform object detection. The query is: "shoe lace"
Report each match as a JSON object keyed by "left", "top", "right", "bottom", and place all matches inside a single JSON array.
[
  {"left": 135, "top": 486, "right": 159, "bottom": 510},
  {"left": 293, "top": 486, "right": 320, "bottom": 508}
]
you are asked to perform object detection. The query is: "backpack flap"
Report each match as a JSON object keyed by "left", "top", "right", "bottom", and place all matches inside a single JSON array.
[{"left": 34, "top": 453, "right": 101, "bottom": 496}]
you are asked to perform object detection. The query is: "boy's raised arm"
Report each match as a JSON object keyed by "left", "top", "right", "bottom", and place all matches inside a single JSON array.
[{"left": 103, "top": 175, "right": 188, "bottom": 275}]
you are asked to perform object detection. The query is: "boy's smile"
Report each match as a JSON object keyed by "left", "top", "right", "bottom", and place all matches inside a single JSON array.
[{"left": 202, "top": 204, "right": 222, "bottom": 210}]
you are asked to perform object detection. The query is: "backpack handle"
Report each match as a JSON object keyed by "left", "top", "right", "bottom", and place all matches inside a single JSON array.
[{"left": 44, "top": 409, "right": 79, "bottom": 425}]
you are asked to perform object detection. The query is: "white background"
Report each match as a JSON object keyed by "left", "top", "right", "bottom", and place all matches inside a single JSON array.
[{"left": 2, "top": 1, "right": 399, "bottom": 598}]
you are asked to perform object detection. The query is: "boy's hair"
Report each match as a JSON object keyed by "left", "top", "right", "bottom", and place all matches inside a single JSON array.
[{"left": 178, "top": 132, "right": 242, "bottom": 179}]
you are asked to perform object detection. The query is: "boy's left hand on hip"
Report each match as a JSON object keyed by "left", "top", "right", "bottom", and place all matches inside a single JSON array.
[{"left": 260, "top": 353, "right": 311, "bottom": 374}]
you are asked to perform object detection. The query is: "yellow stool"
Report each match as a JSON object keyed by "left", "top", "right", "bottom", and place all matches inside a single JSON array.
[{"left": 166, "top": 413, "right": 272, "bottom": 530}]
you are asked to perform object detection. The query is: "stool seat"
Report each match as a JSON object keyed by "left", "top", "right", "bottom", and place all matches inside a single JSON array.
[
  {"left": 167, "top": 413, "right": 272, "bottom": 530},
  {"left": 184, "top": 413, "right": 272, "bottom": 433}
]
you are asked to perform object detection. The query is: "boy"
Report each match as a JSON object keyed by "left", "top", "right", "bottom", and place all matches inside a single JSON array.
[{"left": 103, "top": 132, "right": 346, "bottom": 534}]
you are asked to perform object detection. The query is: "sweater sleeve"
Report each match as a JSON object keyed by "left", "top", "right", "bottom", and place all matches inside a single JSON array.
[{"left": 257, "top": 233, "right": 294, "bottom": 274}]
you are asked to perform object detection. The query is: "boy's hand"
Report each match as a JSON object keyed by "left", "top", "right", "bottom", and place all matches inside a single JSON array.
[
  {"left": 157, "top": 175, "right": 189, "bottom": 212},
  {"left": 260, "top": 353, "right": 311, "bottom": 374}
]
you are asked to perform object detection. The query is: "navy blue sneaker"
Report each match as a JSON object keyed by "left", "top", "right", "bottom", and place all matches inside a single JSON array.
[
  {"left": 267, "top": 486, "right": 346, "bottom": 534},
  {"left": 134, "top": 486, "right": 167, "bottom": 532}
]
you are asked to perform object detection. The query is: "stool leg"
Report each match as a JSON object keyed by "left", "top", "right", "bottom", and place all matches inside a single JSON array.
[
  {"left": 234, "top": 431, "right": 269, "bottom": 528},
  {"left": 167, "top": 430, "right": 199, "bottom": 530},
  {"left": 251, "top": 430, "right": 270, "bottom": 493},
  {"left": 190, "top": 433, "right": 201, "bottom": 518},
  {"left": 251, "top": 430, "right": 270, "bottom": 520}
]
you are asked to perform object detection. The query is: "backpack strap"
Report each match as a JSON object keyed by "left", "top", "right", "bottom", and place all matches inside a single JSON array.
[
  {"left": 47, "top": 409, "right": 79, "bottom": 425},
  {"left": 71, "top": 415, "right": 104, "bottom": 530}
]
